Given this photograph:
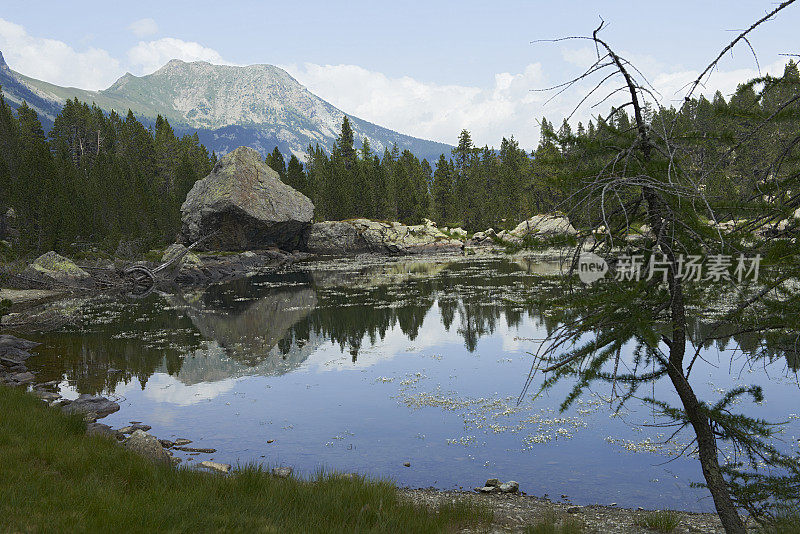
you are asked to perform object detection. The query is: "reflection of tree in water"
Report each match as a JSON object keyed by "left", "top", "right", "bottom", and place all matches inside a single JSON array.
[
  {"left": 687, "top": 318, "right": 800, "bottom": 372},
  {"left": 25, "top": 294, "right": 202, "bottom": 395},
  {"left": 26, "top": 257, "right": 797, "bottom": 396},
  {"left": 284, "top": 259, "right": 545, "bottom": 358}
]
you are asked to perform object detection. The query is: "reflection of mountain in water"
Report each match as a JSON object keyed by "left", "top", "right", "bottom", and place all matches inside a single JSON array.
[
  {"left": 168, "top": 285, "right": 318, "bottom": 368},
  {"left": 172, "top": 333, "right": 327, "bottom": 385}
]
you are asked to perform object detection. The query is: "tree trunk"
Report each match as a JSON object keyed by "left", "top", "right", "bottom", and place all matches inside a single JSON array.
[{"left": 645, "top": 189, "right": 746, "bottom": 534}]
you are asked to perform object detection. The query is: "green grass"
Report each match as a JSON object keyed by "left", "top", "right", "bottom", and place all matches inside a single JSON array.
[
  {"left": 634, "top": 510, "right": 681, "bottom": 532},
  {"left": 524, "top": 510, "right": 584, "bottom": 534},
  {"left": 0, "top": 386, "right": 493, "bottom": 533}
]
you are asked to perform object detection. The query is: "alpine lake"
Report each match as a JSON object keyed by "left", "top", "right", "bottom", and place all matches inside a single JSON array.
[{"left": 17, "top": 253, "right": 800, "bottom": 512}]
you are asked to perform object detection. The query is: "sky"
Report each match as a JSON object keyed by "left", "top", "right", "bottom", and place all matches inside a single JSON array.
[{"left": 1, "top": 1, "right": 799, "bottom": 149}]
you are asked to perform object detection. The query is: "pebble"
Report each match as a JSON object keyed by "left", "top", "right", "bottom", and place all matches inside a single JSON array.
[
  {"left": 403, "top": 462, "right": 411, "bottom": 467},
  {"left": 266, "top": 439, "right": 274, "bottom": 444},
  {"left": 567, "top": 506, "right": 581, "bottom": 514}
]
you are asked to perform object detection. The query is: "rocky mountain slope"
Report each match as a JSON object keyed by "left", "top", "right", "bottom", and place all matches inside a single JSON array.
[{"left": 0, "top": 51, "right": 451, "bottom": 161}]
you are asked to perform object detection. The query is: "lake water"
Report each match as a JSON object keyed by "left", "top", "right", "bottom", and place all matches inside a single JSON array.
[{"left": 20, "top": 255, "right": 800, "bottom": 512}]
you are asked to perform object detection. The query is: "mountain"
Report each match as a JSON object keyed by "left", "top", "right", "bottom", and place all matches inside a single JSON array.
[{"left": 0, "top": 51, "right": 452, "bottom": 162}]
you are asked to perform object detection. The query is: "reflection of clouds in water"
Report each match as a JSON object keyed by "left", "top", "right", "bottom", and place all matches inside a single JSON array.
[{"left": 139, "top": 373, "right": 238, "bottom": 406}]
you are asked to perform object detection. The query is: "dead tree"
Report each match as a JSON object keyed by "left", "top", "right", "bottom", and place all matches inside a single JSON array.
[{"left": 524, "top": 3, "right": 799, "bottom": 533}]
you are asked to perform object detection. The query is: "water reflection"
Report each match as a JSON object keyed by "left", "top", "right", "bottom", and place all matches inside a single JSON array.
[{"left": 22, "top": 256, "right": 798, "bottom": 393}]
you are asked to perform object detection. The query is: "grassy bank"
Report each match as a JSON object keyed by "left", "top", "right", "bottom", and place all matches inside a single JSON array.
[{"left": 0, "top": 386, "right": 492, "bottom": 533}]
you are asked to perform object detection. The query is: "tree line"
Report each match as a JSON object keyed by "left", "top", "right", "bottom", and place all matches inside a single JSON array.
[
  {"left": 0, "top": 95, "right": 214, "bottom": 256},
  {"left": 2, "top": 61, "right": 799, "bottom": 257}
]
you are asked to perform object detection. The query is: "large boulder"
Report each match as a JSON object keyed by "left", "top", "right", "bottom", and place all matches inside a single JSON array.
[
  {"left": 509, "top": 214, "right": 577, "bottom": 238},
  {"left": 22, "top": 251, "right": 91, "bottom": 286},
  {"left": 306, "top": 219, "right": 463, "bottom": 255},
  {"left": 180, "top": 147, "right": 314, "bottom": 251}
]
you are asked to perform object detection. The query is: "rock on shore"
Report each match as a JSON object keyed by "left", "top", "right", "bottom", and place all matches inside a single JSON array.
[
  {"left": 307, "top": 219, "right": 463, "bottom": 255},
  {"left": 180, "top": 146, "right": 314, "bottom": 251}
]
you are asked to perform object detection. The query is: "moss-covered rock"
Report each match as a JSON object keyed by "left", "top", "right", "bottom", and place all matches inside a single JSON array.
[{"left": 22, "top": 251, "right": 91, "bottom": 286}]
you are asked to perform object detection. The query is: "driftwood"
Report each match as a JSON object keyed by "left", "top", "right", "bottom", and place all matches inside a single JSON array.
[{"left": 122, "top": 233, "right": 216, "bottom": 298}]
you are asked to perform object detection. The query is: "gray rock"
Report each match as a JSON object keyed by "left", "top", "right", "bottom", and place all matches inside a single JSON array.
[
  {"left": 159, "top": 439, "right": 175, "bottom": 449},
  {"left": 485, "top": 478, "right": 501, "bottom": 487},
  {"left": 567, "top": 506, "right": 582, "bottom": 514},
  {"left": 271, "top": 466, "right": 293, "bottom": 478},
  {"left": 199, "top": 461, "right": 230, "bottom": 473},
  {"left": 61, "top": 394, "right": 120, "bottom": 418},
  {"left": 475, "top": 486, "right": 499, "bottom": 494},
  {"left": 174, "top": 438, "right": 192, "bottom": 446},
  {"left": 306, "top": 219, "right": 462, "bottom": 255},
  {"left": 510, "top": 214, "right": 577, "bottom": 238},
  {"left": 180, "top": 146, "right": 314, "bottom": 251},
  {"left": 499, "top": 481, "right": 519, "bottom": 493},
  {"left": 123, "top": 430, "right": 172, "bottom": 464}
]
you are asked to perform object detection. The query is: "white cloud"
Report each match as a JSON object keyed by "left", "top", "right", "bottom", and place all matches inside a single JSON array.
[
  {"left": 0, "top": 16, "right": 788, "bottom": 149},
  {"left": 140, "top": 373, "right": 238, "bottom": 406},
  {"left": 285, "top": 49, "right": 790, "bottom": 150},
  {"left": 127, "top": 37, "right": 230, "bottom": 75},
  {"left": 128, "top": 18, "right": 158, "bottom": 38},
  {"left": 0, "top": 17, "right": 122, "bottom": 90},
  {"left": 283, "top": 62, "right": 549, "bottom": 149}
]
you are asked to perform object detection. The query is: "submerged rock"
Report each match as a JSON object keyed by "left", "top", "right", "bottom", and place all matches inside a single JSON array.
[
  {"left": 180, "top": 146, "right": 314, "bottom": 251},
  {"left": 22, "top": 252, "right": 91, "bottom": 286},
  {"left": 123, "top": 430, "right": 172, "bottom": 464},
  {"left": 306, "top": 219, "right": 463, "bottom": 255}
]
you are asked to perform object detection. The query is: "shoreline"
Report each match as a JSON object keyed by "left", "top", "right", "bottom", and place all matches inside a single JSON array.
[{"left": 0, "top": 333, "right": 732, "bottom": 532}]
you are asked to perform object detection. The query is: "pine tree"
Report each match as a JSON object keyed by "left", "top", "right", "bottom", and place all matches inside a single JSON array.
[
  {"left": 266, "top": 147, "right": 286, "bottom": 180},
  {"left": 432, "top": 154, "right": 454, "bottom": 224}
]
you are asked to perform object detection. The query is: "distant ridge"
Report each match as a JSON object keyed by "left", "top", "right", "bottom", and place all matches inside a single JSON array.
[{"left": 0, "top": 52, "right": 452, "bottom": 162}]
